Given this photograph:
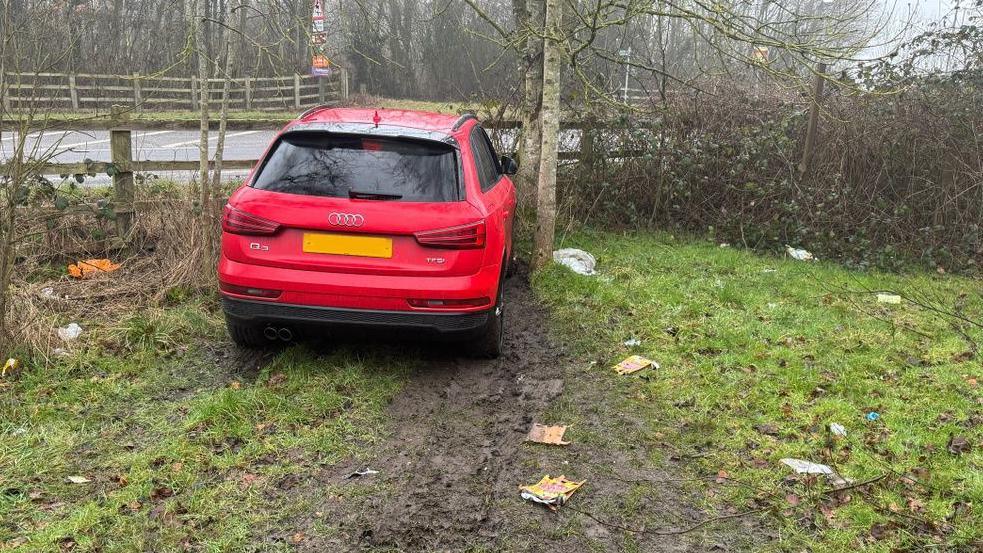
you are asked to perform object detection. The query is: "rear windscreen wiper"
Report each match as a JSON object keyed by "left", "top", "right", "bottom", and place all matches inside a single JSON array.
[{"left": 348, "top": 190, "right": 402, "bottom": 200}]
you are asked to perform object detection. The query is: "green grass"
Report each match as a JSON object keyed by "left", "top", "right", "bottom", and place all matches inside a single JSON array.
[
  {"left": 533, "top": 231, "right": 982, "bottom": 551},
  {"left": 0, "top": 301, "right": 408, "bottom": 551}
]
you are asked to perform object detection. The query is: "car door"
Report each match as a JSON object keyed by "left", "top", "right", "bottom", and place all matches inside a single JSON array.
[{"left": 470, "top": 126, "right": 516, "bottom": 260}]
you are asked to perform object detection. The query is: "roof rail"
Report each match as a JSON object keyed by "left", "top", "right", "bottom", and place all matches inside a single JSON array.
[
  {"left": 297, "top": 104, "right": 333, "bottom": 121},
  {"left": 451, "top": 112, "right": 478, "bottom": 131}
]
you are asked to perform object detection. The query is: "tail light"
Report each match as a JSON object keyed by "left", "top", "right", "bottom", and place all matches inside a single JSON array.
[
  {"left": 222, "top": 204, "right": 281, "bottom": 235},
  {"left": 414, "top": 221, "right": 486, "bottom": 249}
]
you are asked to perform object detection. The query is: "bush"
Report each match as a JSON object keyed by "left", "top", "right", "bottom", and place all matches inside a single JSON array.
[{"left": 562, "top": 78, "right": 983, "bottom": 272}]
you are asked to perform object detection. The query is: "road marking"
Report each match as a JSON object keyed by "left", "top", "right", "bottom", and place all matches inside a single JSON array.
[
  {"left": 0, "top": 131, "right": 46, "bottom": 142},
  {"left": 60, "top": 130, "right": 173, "bottom": 149},
  {"left": 161, "top": 130, "right": 261, "bottom": 149}
]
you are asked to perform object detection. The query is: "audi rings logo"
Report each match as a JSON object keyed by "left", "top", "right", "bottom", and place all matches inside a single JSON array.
[{"left": 328, "top": 212, "right": 365, "bottom": 227}]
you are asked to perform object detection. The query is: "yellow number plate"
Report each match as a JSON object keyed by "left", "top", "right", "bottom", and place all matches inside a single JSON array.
[{"left": 302, "top": 233, "right": 393, "bottom": 258}]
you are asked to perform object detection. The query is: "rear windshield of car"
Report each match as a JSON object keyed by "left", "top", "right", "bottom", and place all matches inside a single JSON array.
[{"left": 251, "top": 132, "right": 459, "bottom": 202}]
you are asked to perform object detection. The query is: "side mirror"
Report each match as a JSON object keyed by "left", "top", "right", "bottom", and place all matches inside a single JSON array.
[{"left": 500, "top": 155, "right": 518, "bottom": 176}]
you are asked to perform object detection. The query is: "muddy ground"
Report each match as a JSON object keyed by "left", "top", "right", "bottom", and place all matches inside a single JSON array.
[{"left": 261, "top": 267, "right": 771, "bottom": 552}]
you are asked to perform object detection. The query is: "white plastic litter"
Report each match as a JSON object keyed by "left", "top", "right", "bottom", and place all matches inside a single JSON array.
[
  {"left": 52, "top": 348, "right": 70, "bottom": 357},
  {"left": 346, "top": 467, "right": 379, "bottom": 479},
  {"left": 40, "top": 287, "right": 57, "bottom": 299},
  {"left": 785, "top": 245, "right": 815, "bottom": 261},
  {"left": 829, "top": 423, "right": 847, "bottom": 437},
  {"left": 552, "top": 248, "right": 597, "bottom": 276},
  {"left": 876, "top": 294, "right": 902, "bottom": 304},
  {"left": 57, "top": 323, "right": 82, "bottom": 342},
  {"left": 623, "top": 338, "right": 642, "bottom": 347},
  {"left": 780, "top": 458, "right": 850, "bottom": 486}
]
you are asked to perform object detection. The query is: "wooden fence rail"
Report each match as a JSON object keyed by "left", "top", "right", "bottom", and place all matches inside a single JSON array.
[
  {"left": 1, "top": 70, "right": 349, "bottom": 112},
  {"left": 1, "top": 118, "right": 644, "bottom": 236}
]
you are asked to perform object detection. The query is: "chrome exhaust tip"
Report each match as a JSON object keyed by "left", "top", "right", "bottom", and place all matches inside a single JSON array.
[
  {"left": 263, "top": 326, "right": 278, "bottom": 341},
  {"left": 277, "top": 327, "right": 293, "bottom": 342}
]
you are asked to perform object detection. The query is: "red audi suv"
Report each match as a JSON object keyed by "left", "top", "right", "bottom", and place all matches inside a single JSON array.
[{"left": 218, "top": 108, "right": 517, "bottom": 357}]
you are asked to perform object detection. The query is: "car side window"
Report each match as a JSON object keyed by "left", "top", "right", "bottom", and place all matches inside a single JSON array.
[{"left": 470, "top": 126, "right": 501, "bottom": 192}]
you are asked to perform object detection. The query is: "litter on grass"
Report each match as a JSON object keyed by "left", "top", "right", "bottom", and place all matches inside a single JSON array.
[
  {"left": 780, "top": 458, "right": 850, "bottom": 487},
  {"left": 526, "top": 424, "right": 570, "bottom": 446},
  {"left": 785, "top": 245, "right": 815, "bottom": 261},
  {"left": 829, "top": 423, "right": 847, "bottom": 437},
  {"left": 66, "top": 475, "right": 91, "bottom": 484},
  {"left": 345, "top": 468, "right": 379, "bottom": 479},
  {"left": 614, "top": 355, "right": 659, "bottom": 375},
  {"left": 552, "top": 248, "right": 597, "bottom": 275},
  {"left": 866, "top": 411, "right": 881, "bottom": 422},
  {"left": 2, "top": 358, "right": 19, "bottom": 377},
  {"left": 57, "top": 323, "right": 82, "bottom": 342},
  {"left": 623, "top": 338, "right": 642, "bottom": 347},
  {"left": 68, "top": 258, "right": 120, "bottom": 279},
  {"left": 519, "top": 475, "right": 586, "bottom": 510},
  {"left": 876, "top": 294, "right": 902, "bottom": 304}
]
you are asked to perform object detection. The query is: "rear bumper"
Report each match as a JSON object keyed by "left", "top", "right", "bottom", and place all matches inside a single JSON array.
[
  {"left": 222, "top": 296, "right": 490, "bottom": 335},
  {"left": 217, "top": 256, "right": 500, "bottom": 311}
]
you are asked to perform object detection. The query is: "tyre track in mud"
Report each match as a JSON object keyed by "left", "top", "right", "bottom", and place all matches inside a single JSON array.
[{"left": 346, "top": 268, "right": 569, "bottom": 550}]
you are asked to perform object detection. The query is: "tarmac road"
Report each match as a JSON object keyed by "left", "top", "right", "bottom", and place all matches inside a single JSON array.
[{"left": 0, "top": 129, "right": 279, "bottom": 184}]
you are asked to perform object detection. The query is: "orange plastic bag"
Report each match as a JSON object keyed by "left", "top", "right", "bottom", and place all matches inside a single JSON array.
[{"left": 68, "top": 259, "right": 121, "bottom": 279}]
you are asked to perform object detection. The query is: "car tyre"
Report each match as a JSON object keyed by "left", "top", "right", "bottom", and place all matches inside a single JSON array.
[
  {"left": 471, "top": 275, "right": 505, "bottom": 359},
  {"left": 226, "top": 316, "right": 267, "bottom": 349}
]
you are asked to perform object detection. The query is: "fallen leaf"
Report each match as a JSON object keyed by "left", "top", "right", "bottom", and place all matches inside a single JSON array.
[
  {"left": 715, "top": 470, "right": 729, "bottom": 484},
  {"left": 947, "top": 435, "right": 971, "bottom": 455},
  {"left": 241, "top": 473, "right": 260, "bottom": 486},
  {"left": 127, "top": 500, "right": 142, "bottom": 512},
  {"left": 907, "top": 497, "right": 925, "bottom": 513},
  {"left": 150, "top": 486, "right": 173, "bottom": 500},
  {"left": 291, "top": 532, "right": 305, "bottom": 544},
  {"left": 267, "top": 372, "right": 287, "bottom": 387},
  {"left": 786, "top": 493, "right": 800, "bottom": 506},
  {"left": 755, "top": 423, "right": 780, "bottom": 436},
  {"left": 870, "top": 522, "right": 893, "bottom": 540},
  {"left": 66, "top": 476, "right": 90, "bottom": 484},
  {"left": 229, "top": 381, "right": 241, "bottom": 390}
]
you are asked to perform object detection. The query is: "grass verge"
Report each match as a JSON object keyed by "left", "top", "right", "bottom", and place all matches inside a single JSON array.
[
  {"left": 533, "top": 231, "right": 981, "bottom": 551},
  {"left": 0, "top": 300, "right": 408, "bottom": 551}
]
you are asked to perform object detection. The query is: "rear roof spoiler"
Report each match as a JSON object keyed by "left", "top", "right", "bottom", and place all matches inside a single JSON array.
[
  {"left": 451, "top": 113, "right": 477, "bottom": 131},
  {"left": 297, "top": 105, "right": 333, "bottom": 121}
]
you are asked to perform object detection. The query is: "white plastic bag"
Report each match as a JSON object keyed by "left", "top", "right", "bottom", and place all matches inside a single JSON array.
[
  {"left": 552, "top": 248, "right": 597, "bottom": 275},
  {"left": 57, "top": 323, "right": 82, "bottom": 342}
]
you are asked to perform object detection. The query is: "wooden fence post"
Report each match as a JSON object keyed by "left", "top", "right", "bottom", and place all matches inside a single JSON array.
[
  {"left": 68, "top": 74, "right": 79, "bottom": 110},
  {"left": 244, "top": 77, "right": 253, "bottom": 110},
  {"left": 1, "top": 74, "right": 10, "bottom": 111},
  {"left": 132, "top": 72, "right": 142, "bottom": 111},
  {"left": 190, "top": 75, "right": 199, "bottom": 111},
  {"left": 294, "top": 74, "right": 301, "bottom": 109},
  {"left": 109, "top": 108, "right": 135, "bottom": 238}
]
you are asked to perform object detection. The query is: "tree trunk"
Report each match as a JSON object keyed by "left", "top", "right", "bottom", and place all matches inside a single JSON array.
[
  {"left": 532, "top": 0, "right": 561, "bottom": 272},
  {"left": 194, "top": 0, "right": 213, "bottom": 256},
  {"left": 515, "top": 0, "right": 545, "bottom": 205},
  {"left": 212, "top": 40, "right": 234, "bottom": 203}
]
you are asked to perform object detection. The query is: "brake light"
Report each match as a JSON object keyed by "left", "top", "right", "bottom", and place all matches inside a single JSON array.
[
  {"left": 414, "top": 221, "right": 486, "bottom": 249},
  {"left": 219, "top": 282, "right": 281, "bottom": 299},
  {"left": 222, "top": 204, "right": 281, "bottom": 235},
  {"left": 408, "top": 297, "right": 491, "bottom": 309}
]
